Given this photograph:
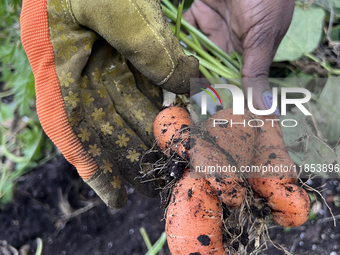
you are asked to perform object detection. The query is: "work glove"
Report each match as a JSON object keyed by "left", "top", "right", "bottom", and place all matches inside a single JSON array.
[
  {"left": 184, "top": 0, "right": 294, "bottom": 112},
  {"left": 20, "top": 0, "right": 199, "bottom": 208}
]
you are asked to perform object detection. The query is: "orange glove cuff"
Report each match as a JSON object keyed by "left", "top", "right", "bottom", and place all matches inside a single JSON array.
[{"left": 20, "top": 0, "right": 97, "bottom": 180}]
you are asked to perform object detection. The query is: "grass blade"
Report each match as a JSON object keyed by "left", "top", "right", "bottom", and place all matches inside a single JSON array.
[{"left": 140, "top": 227, "right": 155, "bottom": 255}]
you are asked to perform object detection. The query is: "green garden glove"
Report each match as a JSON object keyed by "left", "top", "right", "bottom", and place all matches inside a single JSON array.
[{"left": 21, "top": 0, "right": 199, "bottom": 208}]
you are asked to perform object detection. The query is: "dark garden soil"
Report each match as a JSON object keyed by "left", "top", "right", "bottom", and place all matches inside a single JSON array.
[{"left": 0, "top": 155, "right": 340, "bottom": 255}]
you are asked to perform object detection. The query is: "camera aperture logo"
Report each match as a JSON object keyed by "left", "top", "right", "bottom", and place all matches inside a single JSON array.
[
  {"left": 198, "top": 82, "right": 223, "bottom": 108},
  {"left": 198, "top": 83, "right": 312, "bottom": 128}
]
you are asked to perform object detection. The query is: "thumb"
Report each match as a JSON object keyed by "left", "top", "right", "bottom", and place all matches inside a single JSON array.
[{"left": 70, "top": 0, "right": 199, "bottom": 94}]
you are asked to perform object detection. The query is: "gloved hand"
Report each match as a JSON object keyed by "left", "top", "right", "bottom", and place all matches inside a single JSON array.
[
  {"left": 20, "top": 0, "right": 199, "bottom": 208},
  {"left": 184, "top": 0, "right": 294, "bottom": 112}
]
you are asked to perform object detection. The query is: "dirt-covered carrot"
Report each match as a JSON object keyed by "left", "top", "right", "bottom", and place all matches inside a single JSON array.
[
  {"left": 205, "top": 109, "right": 258, "bottom": 169},
  {"left": 152, "top": 106, "right": 190, "bottom": 159},
  {"left": 191, "top": 136, "right": 245, "bottom": 209},
  {"left": 196, "top": 109, "right": 257, "bottom": 208},
  {"left": 267, "top": 183, "right": 311, "bottom": 227},
  {"left": 153, "top": 107, "right": 247, "bottom": 208},
  {"left": 248, "top": 115, "right": 310, "bottom": 227},
  {"left": 166, "top": 169, "right": 226, "bottom": 255}
]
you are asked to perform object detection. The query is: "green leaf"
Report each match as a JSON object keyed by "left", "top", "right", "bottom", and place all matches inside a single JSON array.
[
  {"left": 0, "top": 102, "right": 15, "bottom": 122},
  {"left": 281, "top": 109, "right": 339, "bottom": 178},
  {"left": 274, "top": 6, "right": 325, "bottom": 62},
  {"left": 19, "top": 122, "right": 43, "bottom": 162},
  {"left": 18, "top": 72, "right": 35, "bottom": 116},
  {"left": 335, "top": 8, "right": 340, "bottom": 16},
  {"left": 330, "top": 25, "right": 340, "bottom": 41},
  {"left": 329, "top": 0, "right": 340, "bottom": 8},
  {"left": 0, "top": 181, "right": 14, "bottom": 205},
  {"left": 314, "top": 77, "right": 340, "bottom": 143}
]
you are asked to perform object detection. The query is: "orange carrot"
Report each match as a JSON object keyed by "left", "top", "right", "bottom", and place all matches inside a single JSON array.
[
  {"left": 191, "top": 136, "right": 245, "bottom": 209},
  {"left": 248, "top": 115, "right": 310, "bottom": 227},
  {"left": 153, "top": 107, "right": 246, "bottom": 208},
  {"left": 205, "top": 109, "right": 257, "bottom": 169},
  {"left": 152, "top": 106, "right": 190, "bottom": 159},
  {"left": 166, "top": 169, "right": 226, "bottom": 255},
  {"left": 201, "top": 109, "right": 258, "bottom": 208}
]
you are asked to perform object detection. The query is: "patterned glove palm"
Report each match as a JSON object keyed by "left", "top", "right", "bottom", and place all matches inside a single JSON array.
[{"left": 21, "top": 0, "right": 198, "bottom": 208}]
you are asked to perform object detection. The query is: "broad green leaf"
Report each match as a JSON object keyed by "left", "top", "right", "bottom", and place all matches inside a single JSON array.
[
  {"left": 274, "top": 6, "right": 325, "bottom": 62},
  {"left": 314, "top": 77, "right": 340, "bottom": 143},
  {"left": 281, "top": 109, "right": 340, "bottom": 178},
  {"left": 336, "top": 144, "right": 340, "bottom": 156},
  {"left": 329, "top": 0, "right": 340, "bottom": 8}
]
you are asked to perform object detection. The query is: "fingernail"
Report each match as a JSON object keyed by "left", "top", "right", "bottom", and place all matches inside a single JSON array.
[{"left": 262, "top": 91, "right": 280, "bottom": 116}]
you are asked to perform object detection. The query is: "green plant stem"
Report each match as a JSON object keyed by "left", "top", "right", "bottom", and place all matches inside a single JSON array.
[
  {"left": 145, "top": 232, "right": 167, "bottom": 255},
  {"left": 186, "top": 29, "right": 218, "bottom": 76},
  {"left": 199, "top": 65, "right": 213, "bottom": 79},
  {"left": 161, "top": 0, "right": 177, "bottom": 14},
  {"left": 175, "top": 0, "right": 185, "bottom": 39},
  {"left": 161, "top": 2, "right": 240, "bottom": 71},
  {"left": 35, "top": 238, "right": 43, "bottom": 255},
  {"left": 199, "top": 40, "right": 241, "bottom": 74},
  {"left": 304, "top": 52, "right": 332, "bottom": 72},
  {"left": 0, "top": 90, "right": 14, "bottom": 98},
  {"left": 185, "top": 51, "right": 232, "bottom": 79},
  {"left": 187, "top": 29, "right": 201, "bottom": 48},
  {"left": 169, "top": 24, "right": 238, "bottom": 78},
  {"left": 304, "top": 52, "right": 340, "bottom": 75},
  {"left": 210, "top": 71, "right": 220, "bottom": 79},
  {"left": 198, "top": 65, "right": 220, "bottom": 88},
  {"left": 13, "top": 126, "right": 44, "bottom": 179},
  {"left": 1, "top": 136, "right": 27, "bottom": 163},
  {"left": 140, "top": 228, "right": 155, "bottom": 255},
  {"left": 176, "top": 27, "right": 239, "bottom": 78},
  {"left": 184, "top": 49, "right": 242, "bottom": 87}
]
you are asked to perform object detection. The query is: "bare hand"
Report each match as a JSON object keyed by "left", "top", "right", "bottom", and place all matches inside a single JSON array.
[{"left": 184, "top": 0, "right": 295, "bottom": 111}]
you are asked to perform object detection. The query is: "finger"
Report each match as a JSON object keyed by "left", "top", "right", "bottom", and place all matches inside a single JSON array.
[
  {"left": 243, "top": 77, "right": 280, "bottom": 116},
  {"left": 75, "top": 41, "right": 162, "bottom": 198},
  {"left": 184, "top": 0, "right": 230, "bottom": 53},
  {"left": 242, "top": 1, "right": 294, "bottom": 113},
  {"left": 241, "top": 33, "right": 277, "bottom": 111},
  {"left": 70, "top": 0, "right": 199, "bottom": 94},
  {"left": 127, "top": 62, "right": 163, "bottom": 109}
]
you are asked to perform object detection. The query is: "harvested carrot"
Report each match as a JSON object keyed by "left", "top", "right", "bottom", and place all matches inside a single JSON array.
[
  {"left": 159, "top": 107, "right": 310, "bottom": 254},
  {"left": 248, "top": 115, "right": 310, "bottom": 227},
  {"left": 205, "top": 109, "right": 258, "bottom": 169},
  {"left": 154, "top": 106, "right": 309, "bottom": 228},
  {"left": 166, "top": 169, "right": 226, "bottom": 255},
  {"left": 268, "top": 184, "right": 311, "bottom": 227},
  {"left": 191, "top": 136, "right": 245, "bottom": 209},
  {"left": 201, "top": 109, "right": 257, "bottom": 208},
  {"left": 153, "top": 107, "right": 246, "bottom": 208},
  {"left": 152, "top": 106, "right": 190, "bottom": 159}
]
